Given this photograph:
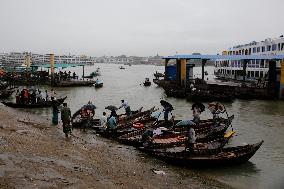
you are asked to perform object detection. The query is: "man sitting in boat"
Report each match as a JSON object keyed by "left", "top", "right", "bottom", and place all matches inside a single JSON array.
[
  {"left": 186, "top": 125, "right": 196, "bottom": 153},
  {"left": 119, "top": 100, "right": 132, "bottom": 116},
  {"left": 192, "top": 105, "right": 201, "bottom": 124},
  {"left": 142, "top": 129, "right": 154, "bottom": 147}
]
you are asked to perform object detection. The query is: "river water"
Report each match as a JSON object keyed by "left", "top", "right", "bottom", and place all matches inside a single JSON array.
[{"left": 15, "top": 63, "right": 284, "bottom": 189}]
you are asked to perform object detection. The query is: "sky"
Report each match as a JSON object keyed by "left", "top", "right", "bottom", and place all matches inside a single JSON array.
[{"left": 0, "top": 0, "right": 283, "bottom": 56}]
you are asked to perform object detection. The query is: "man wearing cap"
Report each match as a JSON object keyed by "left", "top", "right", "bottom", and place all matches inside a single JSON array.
[
  {"left": 119, "top": 100, "right": 132, "bottom": 116},
  {"left": 61, "top": 103, "right": 72, "bottom": 137}
]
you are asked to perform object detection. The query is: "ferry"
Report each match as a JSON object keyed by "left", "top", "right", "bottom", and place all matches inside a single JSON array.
[{"left": 214, "top": 36, "right": 284, "bottom": 81}]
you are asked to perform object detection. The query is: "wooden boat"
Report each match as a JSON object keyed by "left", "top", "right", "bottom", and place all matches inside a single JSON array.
[
  {"left": 0, "top": 89, "right": 14, "bottom": 99},
  {"left": 139, "top": 141, "right": 263, "bottom": 168},
  {"left": 153, "top": 115, "right": 234, "bottom": 131},
  {"left": 118, "top": 121, "right": 233, "bottom": 147},
  {"left": 141, "top": 137, "right": 230, "bottom": 151},
  {"left": 165, "top": 88, "right": 186, "bottom": 98},
  {"left": 153, "top": 71, "right": 164, "bottom": 78},
  {"left": 94, "top": 82, "right": 103, "bottom": 88},
  {"left": 119, "top": 66, "right": 125, "bottom": 70},
  {"left": 143, "top": 78, "right": 151, "bottom": 86},
  {"left": 97, "top": 107, "right": 156, "bottom": 138},
  {"left": 83, "top": 70, "right": 101, "bottom": 78},
  {"left": 1, "top": 96, "right": 67, "bottom": 108}
]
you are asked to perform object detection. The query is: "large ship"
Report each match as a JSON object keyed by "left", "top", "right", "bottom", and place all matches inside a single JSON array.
[{"left": 214, "top": 36, "right": 284, "bottom": 81}]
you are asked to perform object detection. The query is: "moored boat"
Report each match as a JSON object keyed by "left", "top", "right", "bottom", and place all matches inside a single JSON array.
[
  {"left": 97, "top": 107, "right": 156, "bottom": 138},
  {"left": 139, "top": 141, "right": 264, "bottom": 168},
  {"left": 1, "top": 96, "right": 67, "bottom": 108},
  {"left": 143, "top": 78, "right": 151, "bottom": 86}
]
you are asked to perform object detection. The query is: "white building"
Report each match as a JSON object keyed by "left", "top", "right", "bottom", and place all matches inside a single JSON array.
[{"left": 215, "top": 36, "right": 284, "bottom": 80}]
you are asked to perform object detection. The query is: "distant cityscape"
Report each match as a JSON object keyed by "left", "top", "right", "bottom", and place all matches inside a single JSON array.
[{"left": 0, "top": 52, "right": 164, "bottom": 68}]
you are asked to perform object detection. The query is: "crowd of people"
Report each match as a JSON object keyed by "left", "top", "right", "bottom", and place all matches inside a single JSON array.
[
  {"left": 53, "top": 71, "right": 78, "bottom": 83},
  {"left": 51, "top": 95, "right": 222, "bottom": 149},
  {"left": 15, "top": 88, "right": 57, "bottom": 104}
]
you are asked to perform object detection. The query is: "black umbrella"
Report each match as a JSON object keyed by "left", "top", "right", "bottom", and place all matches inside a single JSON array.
[
  {"left": 105, "top": 105, "right": 118, "bottom": 111},
  {"left": 160, "top": 100, "right": 173, "bottom": 110},
  {"left": 191, "top": 102, "right": 205, "bottom": 112},
  {"left": 83, "top": 103, "right": 96, "bottom": 110}
]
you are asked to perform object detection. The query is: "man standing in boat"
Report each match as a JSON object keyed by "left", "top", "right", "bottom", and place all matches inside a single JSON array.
[
  {"left": 61, "top": 103, "right": 72, "bottom": 138},
  {"left": 160, "top": 100, "right": 174, "bottom": 121},
  {"left": 119, "top": 100, "right": 132, "bottom": 116}
]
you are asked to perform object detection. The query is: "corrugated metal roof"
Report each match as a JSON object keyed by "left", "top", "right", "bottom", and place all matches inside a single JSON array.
[{"left": 163, "top": 54, "right": 284, "bottom": 60}]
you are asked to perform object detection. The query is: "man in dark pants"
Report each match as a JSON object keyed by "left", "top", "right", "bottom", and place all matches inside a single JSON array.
[
  {"left": 119, "top": 100, "right": 132, "bottom": 116},
  {"left": 61, "top": 103, "right": 71, "bottom": 138}
]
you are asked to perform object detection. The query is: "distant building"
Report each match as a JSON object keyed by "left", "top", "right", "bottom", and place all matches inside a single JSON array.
[{"left": 0, "top": 52, "right": 95, "bottom": 68}]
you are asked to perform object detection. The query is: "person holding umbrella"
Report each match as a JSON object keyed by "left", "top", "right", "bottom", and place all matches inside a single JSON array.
[
  {"left": 105, "top": 105, "right": 118, "bottom": 119},
  {"left": 160, "top": 100, "right": 174, "bottom": 121}
]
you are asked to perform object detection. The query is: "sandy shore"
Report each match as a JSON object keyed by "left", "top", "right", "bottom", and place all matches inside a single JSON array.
[{"left": 0, "top": 104, "right": 232, "bottom": 189}]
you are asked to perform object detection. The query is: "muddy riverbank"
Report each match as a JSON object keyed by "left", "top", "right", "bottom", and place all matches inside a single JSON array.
[{"left": 0, "top": 105, "right": 232, "bottom": 189}]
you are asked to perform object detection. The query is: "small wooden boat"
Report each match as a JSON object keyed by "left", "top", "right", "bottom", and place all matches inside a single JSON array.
[
  {"left": 165, "top": 88, "right": 186, "bottom": 98},
  {"left": 117, "top": 121, "right": 233, "bottom": 147},
  {"left": 153, "top": 72, "right": 164, "bottom": 78},
  {"left": 83, "top": 69, "right": 101, "bottom": 78},
  {"left": 119, "top": 66, "right": 125, "bottom": 70},
  {"left": 1, "top": 96, "right": 67, "bottom": 108},
  {"left": 139, "top": 141, "right": 264, "bottom": 167},
  {"left": 94, "top": 82, "right": 103, "bottom": 88},
  {"left": 143, "top": 78, "right": 151, "bottom": 86},
  {"left": 97, "top": 107, "right": 156, "bottom": 138}
]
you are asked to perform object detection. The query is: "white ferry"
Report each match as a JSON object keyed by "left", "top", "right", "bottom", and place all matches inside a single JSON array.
[{"left": 214, "top": 36, "right": 284, "bottom": 81}]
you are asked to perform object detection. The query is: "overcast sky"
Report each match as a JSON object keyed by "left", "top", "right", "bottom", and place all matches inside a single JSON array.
[{"left": 0, "top": 0, "right": 283, "bottom": 56}]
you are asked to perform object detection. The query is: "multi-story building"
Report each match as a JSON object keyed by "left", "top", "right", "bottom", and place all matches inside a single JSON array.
[
  {"left": 215, "top": 36, "right": 284, "bottom": 81},
  {"left": 0, "top": 52, "right": 95, "bottom": 68}
]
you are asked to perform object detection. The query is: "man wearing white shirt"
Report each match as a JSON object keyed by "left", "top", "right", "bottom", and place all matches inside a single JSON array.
[
  {"left": 119, "top": 100, "right": 132, "bottom": 116},
  {"left": 99, "top": 112, "right": 107, "bottom": 130}
]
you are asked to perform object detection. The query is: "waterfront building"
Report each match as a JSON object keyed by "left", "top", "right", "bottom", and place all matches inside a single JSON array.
[
  {"left": 0, "top": 52, "right": 95, "bottom": 68},
  {"left": 215, "top": 36, "right": 284, "bottom": 81}
]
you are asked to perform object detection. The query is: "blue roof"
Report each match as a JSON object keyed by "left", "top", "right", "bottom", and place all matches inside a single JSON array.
[{"left": 163, "top": 54, "right": 284, "bottom": 60}]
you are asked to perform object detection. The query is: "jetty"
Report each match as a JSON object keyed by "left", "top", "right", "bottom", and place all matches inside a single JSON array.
[{"left": 154, "top": 54, "right": 284, "bottom": 101}]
